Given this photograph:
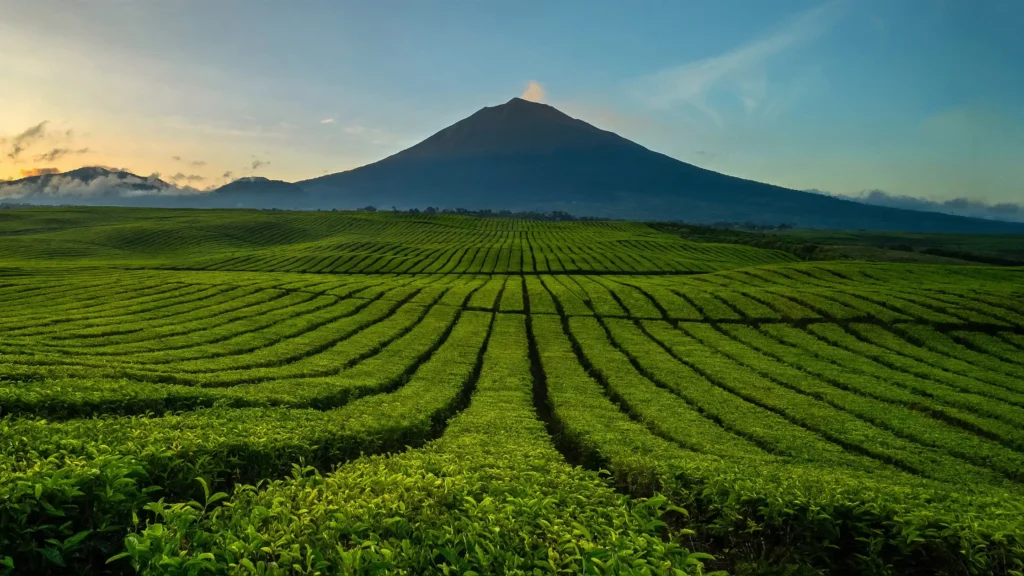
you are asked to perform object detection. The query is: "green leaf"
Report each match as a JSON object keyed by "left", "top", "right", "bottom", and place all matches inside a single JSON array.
[
  {"left": 39, "top": 548, "right": 65, "bottom": 567},
  {"left": 63, "top": 530, "right": 93, "bottom": 550},
  {"left": 106, "top": 552, "right": 131, "bottom": 564}
]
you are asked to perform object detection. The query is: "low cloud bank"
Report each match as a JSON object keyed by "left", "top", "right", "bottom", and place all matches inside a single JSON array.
[
  {"left": 810, "top": 189, "right": 1024, "bottom": 224},
  {"left": 0, "top": 171, "right": 206, "bottom": 201}
]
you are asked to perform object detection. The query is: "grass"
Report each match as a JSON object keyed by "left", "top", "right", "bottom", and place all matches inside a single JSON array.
[{"left": 0, "top": 207, "right": 1023, "bottom": 575}]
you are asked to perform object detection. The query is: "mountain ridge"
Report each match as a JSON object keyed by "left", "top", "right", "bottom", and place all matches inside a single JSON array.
[
  {"left": 2, "top": 98, "right": 1022, "bottom": 233},
  {"left": 298, "top": 98, "right": 1022, "bottom": 233}
]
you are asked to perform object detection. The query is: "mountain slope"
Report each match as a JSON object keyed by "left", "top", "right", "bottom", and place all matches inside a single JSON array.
[
  {"left": 200, "top": 177, "right": 309, "bottom": 209},
  {"left": 302, "top": 98, "right": 1023, "bottom": 233}
]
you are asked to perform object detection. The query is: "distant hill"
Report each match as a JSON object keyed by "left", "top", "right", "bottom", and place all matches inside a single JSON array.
[
  {"left": 301, "top": 98, "right": 1024, "bottom": 233},
  {"left": 200, "top": 177, "right": 309, "bottom": 209},
  {"left": 0, "top": 169, "right": 306, "bottom": 209},
  {"left": 0, "top": 167, "right": 171, "bottom": 205}
]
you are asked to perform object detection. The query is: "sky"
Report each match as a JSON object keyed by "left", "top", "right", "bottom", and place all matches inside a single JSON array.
[{"left": 1, "top": 0, "right": 1021, "bottom": 204}]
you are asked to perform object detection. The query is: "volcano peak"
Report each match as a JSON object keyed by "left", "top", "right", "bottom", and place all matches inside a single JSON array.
[{"left": 383, "top": 96, "right": 635, "bottom": 160}]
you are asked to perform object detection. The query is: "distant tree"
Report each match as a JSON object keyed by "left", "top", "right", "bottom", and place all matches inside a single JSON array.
[
  {"left": 425, "top": 206, "right": 437, "bottom": 215},
  {"left": 361, "top": 205, "right": 377, "bottom": 212}
]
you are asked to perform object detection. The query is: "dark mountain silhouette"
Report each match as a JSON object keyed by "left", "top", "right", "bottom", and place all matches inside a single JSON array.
[
  {"left": 201, "top": 177, "right": 309, "bottom": 209},
  {"left": 3, "top": 99, "right": 1021, "bottom": 233},
  {"left": 301, "top": 97, "right": 1023, "bottom": 233}
]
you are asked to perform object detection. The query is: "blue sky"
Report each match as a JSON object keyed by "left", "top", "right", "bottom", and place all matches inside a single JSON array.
[{"left": 1, "top": 0, "right": 1020, "bottom": 203}]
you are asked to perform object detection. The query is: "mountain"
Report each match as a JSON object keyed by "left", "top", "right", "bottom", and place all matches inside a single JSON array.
[
  {"left": 0, "top": 167, "right": 171, "bottom": 204},
  {"left": 200, "top": 177, "right": 309, "bottom": 209},
  {"left": 0, "top": 169, "right": 307, "bottom": 209},
  {"left": 301, "top": 97, "right": 1024, "bottom": 233},
  {"left": 4, "top": 99, "right": 1021, "bottom": 233}
]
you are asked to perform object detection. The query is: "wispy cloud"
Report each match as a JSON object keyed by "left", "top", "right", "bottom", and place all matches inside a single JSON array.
[
  {"left": 5, "top": 121, "right": 50, "bottom": 161},
  {"left": 630, "top": 1, "right": 841, "bottom": 126},
  {"left": 19, "top": 167, "right": 60, "bottom": 177},
  {"left": 190, "top": 160, "right": 206, "bottom": 167},
  {"left": 320, "top": 118, "right": 336, "bottom": 124},
  {"left": 251, "top": 158, "right": 269, "bottom": 170},
  {"left": 810, "top": 188, "right": 1024, "bottom": 223},
  {"left": 521, "top": 80, "right": 546, "bottom": 103},
  {"left": 33, "top": 147, "right": 90, "bottom": 162},
  {"left": 169, "top": 172, "right": 206, "bottom": 184}
]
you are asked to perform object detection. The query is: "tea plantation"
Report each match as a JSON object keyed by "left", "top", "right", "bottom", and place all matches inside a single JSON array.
[{"left": 1, "top": 208, "right": 1023, "bottom": 575}]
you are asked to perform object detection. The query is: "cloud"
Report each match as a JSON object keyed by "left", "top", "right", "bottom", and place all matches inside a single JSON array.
[
  {"left": 5, "top": 121, "right": 50, "bottom": 160},
  {"left": 222, "top": 170, "right": 233, "bottom": 179},
  {"left": 19, "top": 167, "right": 60, "bottom": 177},
  {"left": 172, "top": 156, "right": 182, "bottom": 161},
  {"left": 343, "top": 125, "right": 366, "bottom": 134},
  {"left": 0, "top": 171, "right": 182, "bottom": 200},
  {"left": 630, "top": 1, "right": 840, "bottom": 125},
  {"left": 320, "top": 118, "right": 336, "bottom": 124},
  {"left": 521, "top": 80, "right": 546, "bottom": 103},
  {"left": 33, "top": 147, "right": 90, "bottom": 162},
  {"left": 251, "top": 159, "right": 269, "bottom": 170},
  {"left": 692, "top": 150, "right": 719, "bottom": 161},
  {"left": 810, "top": 189, "right": 1024, "bottom": 223},
  {"left": 0, "top": 168, "right": 215, "bottom": 200},
  {"left": 166, "top": 172, "right": 206, "bottom": 184},
  {"left": 190, "top": 160, "right": 206, "bottom": 167}
]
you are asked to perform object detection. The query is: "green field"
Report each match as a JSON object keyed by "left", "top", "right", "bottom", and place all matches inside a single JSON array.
[
  {"left": 652, "top": 222, "right": 1024, "bottom": 266},
  {"left": 2, "top": 208, "right": 1024, "bottom": 575}
]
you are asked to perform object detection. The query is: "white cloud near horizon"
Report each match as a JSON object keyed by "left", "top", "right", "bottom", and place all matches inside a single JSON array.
[
  {"left": 811, "top": 188, "right": 1024, "bottom": 224},
  {"left": 630, "top": 1, "right": 841, "bottom": 126},
  {"left": 0, "top": 171, "right": 206, "bottom": 200}
]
